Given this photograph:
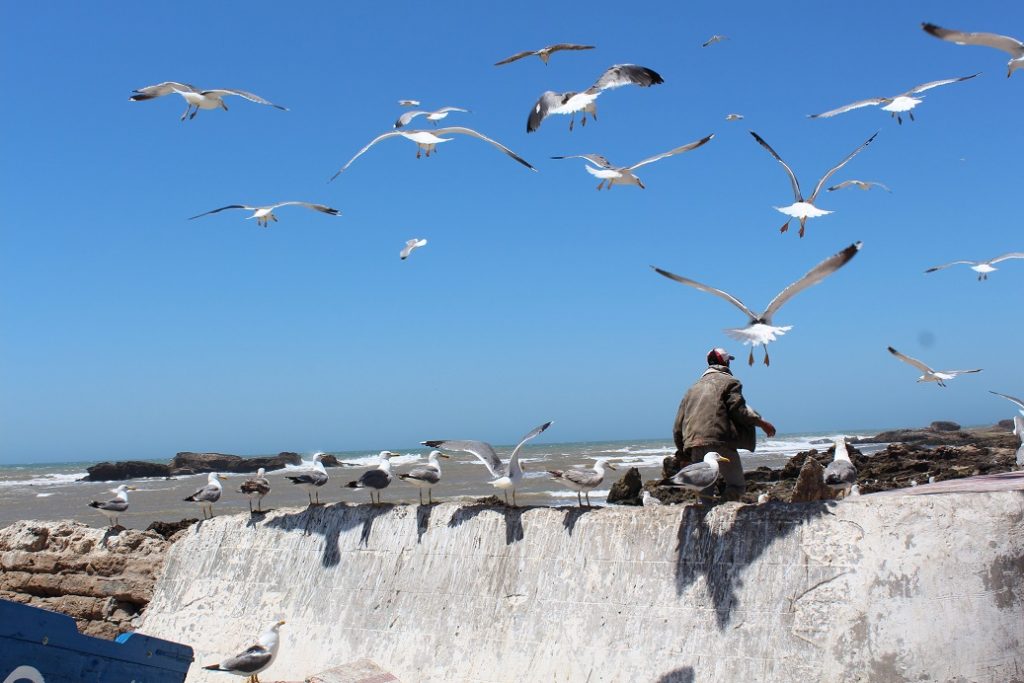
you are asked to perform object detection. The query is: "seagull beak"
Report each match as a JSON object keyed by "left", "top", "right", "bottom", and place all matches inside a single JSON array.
[
  {"left": 438, "top": 453, "right": 451, "bottom": 459},
  {"left": 718, "top": 456, "right": 730, "bottom": 463},
  {"left": 126, "top": 486, "right": 138, "bottom": 491},
  {"left": 606, "top": 463, "right": 618, "bottom": 470},
  {"left": 277, "top": 620, "right": 286, "bottom": 627}
]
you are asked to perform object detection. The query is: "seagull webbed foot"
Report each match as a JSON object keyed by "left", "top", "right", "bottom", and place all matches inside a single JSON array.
[
  {"left": 779, "top": 220, "right": 790, "bottom": 234},
  {"left": 748, "top": 348, "right": 755, "bottom": 366}
]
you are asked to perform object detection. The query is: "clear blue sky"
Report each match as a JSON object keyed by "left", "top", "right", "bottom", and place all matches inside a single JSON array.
[{"left": 2, "top": 2, "right": 1021, "bottom": 463}]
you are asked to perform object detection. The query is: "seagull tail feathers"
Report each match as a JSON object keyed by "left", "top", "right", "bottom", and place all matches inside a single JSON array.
[
  {"left": 345, "top": 481, "right": 361, "bottom": 489},
  {"left": 202, "top": 664, "right": 224, "bottom": 671}
]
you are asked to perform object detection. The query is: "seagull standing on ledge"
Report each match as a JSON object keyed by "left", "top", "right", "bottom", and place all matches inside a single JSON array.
[
  {"left": 87, "top": 485, "right": 136, "bottom": 527},
  {"left": 129, "top": 82, "right": 287, "bottom": 121},
  {"left": 657, "top": 452, "right": 729, "bottom": 503},
  {"left": 494, "top": 43, "right": 595, "bottom": 66},
  {"left": 398, "top": 450, "right": 451, "bottom": 504},
  {"left": 924, "top": 253, "right": 1024, "bottom": 280},
  {"left": 527, "top": 64, "right": 664, "bottom": 133},
  {"left": 548, "top": 458, "right": 618, "bottom": 508},
  {"left": 346, "top": 451, "right": 399, "bottom": 505},
  {"left": 823, "top": 437, "right": 857, "bottom": 499},
  {"left": 184, "top": 473, "right": 225, "bottom": 519},
  {"left": 642, "top": 490, "right": 662, "bottom": 506},
  {"left": 653, "top": 241, "right": 862, "bottom": 365},
  {"left": 422, "top": 421, "right": 553, "bottom": 507},
  {"left": 552, "top": 134, "right": 713, "bottom": 190},
  {"left": 285, "top": 453, "right": 329, "bottom": 506},
  {"left": 808, "top": 74, "right": 978, "bottom": 124},
  {"left": 922, "top": 23, "right": 1024, "bottom": 78},
  {"left": 204, "top": 620, "right": 285, "bottom": 683},
  {"left": 750, "top": 131, "right": 877, "bottom": 237},
  {"left": 239, "top": 468, "right": 270, "bottom": 513},
  {"left": 887, "top": 346, "right": 982, "bottom": 387}
]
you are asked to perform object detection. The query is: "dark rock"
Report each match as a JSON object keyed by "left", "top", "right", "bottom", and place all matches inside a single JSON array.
[
  {"left": 607, "top": 467, "right": 643, "bottom": 505},
  {"left": 168, "top": 451, "right": 301, "bottom": 476},
  {"left": 82, "top": 461, "right": 171, "bottom": 482},
  {"left": 997, "top": 419, "right": 1015, "bottom": 430},
  {"left": 790, "top": 458, "right": 831, "bottom": 502},
  {"left": 317, "top": 454, "right": 347, "bottom": 468},
  {"left": 144, "top": 519, "right": 198, "bottom": 541},
  {"left": 930, "top": 421, "right": 961, "bottom": 432}
]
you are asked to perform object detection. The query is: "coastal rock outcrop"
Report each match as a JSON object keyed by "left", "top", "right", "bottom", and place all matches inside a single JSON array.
[
  {"left": 83, "top": 460, "right": 172, "bottom": 482},
  {"left": 929, "top": 420, "right": 961, "bottom": 432},
  {"left": 169, "top": 451, "right": 301, "bottom": 475},
  {"left": 789, "top": 457, "right": 831, "bottom": 502},
  {"left": 606, "top": 467, "right": 642, "bottom": 505}
]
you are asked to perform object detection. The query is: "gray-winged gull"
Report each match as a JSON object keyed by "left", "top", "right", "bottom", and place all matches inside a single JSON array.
[
  {"left": 400, "top": 238, "right": 428, "bottom": 260},
  {"left": 657, "top": 452, "right": 729, "bottom": 503},
  {"left": 398, "top": 450, "right": 451, "bottom": 504},
  {"left": 642, "top": 490, "right": 662, "bottom": 506},
  {"left": 527, "top": 64, "right": 664, "bottom": 132},
  {"left": 423, "top": 421, "right": 553, "bottom": 507},
  {"left": 239, "top": 468, "right": 270, "bottom": 513},
  {"left": 129, "top": 82, "right": 287, "bottom": 121},
  {"left": 88, "top": 484, "right": 136, "bottom": 527},
  {"left": 887, "top": 346, "right": 982, "bottom": 387},
  {"left": 394, "top": 106, "right": 469, "bottom": 129},
  {"left": 809, "top": 73, "right": 978, "bottom": 124},
  {"left": 398, "top": 99, "right": 421, "bottom": 107},
  {"left": 702, "top": 34, "right": 728, "bottom": 47},
  {"left": 495, "top": 43, "right": 595, "bottom": 66},
  {"left": 188, "top": 202, "right": 341, "bottom": 227},
  {"left": 922, "top": 23, "right": 1024, "bottom": 78},
  {"left": 285, "top": 452, "right": 329, "bottom": 506},
  {"left": 548, "top": 457, "right": 617, "bottom": 507},
  {"left": 552, "top": 134, "right": 713, "bottom": 190},
  {"left": 203, "top": 620, "right": 285, "bottom": 683},
  {"left": 184, "top": 472, "right": 225, "bottom": 519},
  {"left": 925, "top": 252, "right": 1024, "bottom": 281},
  {"left": 1014, "top": 416, "right": 1024, "bottom": 467},
  {"left": 823, "top": 437, "right": 857, "bottom": 498},
  {"left": 346, "top": 451, "right": 399, "bottom": 504},
  {"left": 827, "top": 179, "right": 892, "bottom": 193}
]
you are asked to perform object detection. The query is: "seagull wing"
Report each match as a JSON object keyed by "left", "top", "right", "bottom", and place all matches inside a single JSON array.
[
  {"left": 650, "top": 266, "right": 758, "bottom": 320},
  {"left": 590, "top": 64, "right": 664, "bottom": 92},
  {"left": 185, "top": 484, "right": 221, "bottom": 503},
  {"left": 433, "top": 106, "right": 470, "bottom": 114},
  {"left": 560, "top": 468, "right": 602, "bottom": 488},
  {"left": 400, "top": 464, "right": 441, "bottom": 485},
  {"left": 494, "top": 50, "right": 538, "bottom": 66},
  {"left": 216, "top": 645, "right": 273, "bottom": 674},
  {"left": 990, "top": 391, "right": 1024, "bottom": 413},
  {"left": 808, "top": 132, "right": 878, "bottom": 202},
  {"left": 550, "top": 154, "right": 614, "bottom": 169},
  {"left": 922, "top": 24, "right": 1024, "bottom": 57},
  {"left": 547, "top": 43, "right": 596, "bottom": 53},
  {"left": 432, "top": 127, "right": 537, "bottom": 171},
  {"left": 508, "top": 421, "right": 553, "bottom": 472},
  {"left": 422, "top": 440, "right": 504, "bottom": 478},
  {"left": 888, "top": 346, "right": 935, "bottom": 374},
  {"left": 331, "top": 131, "right": 405, "bottom": 180},
  {"left": 201, "top": 89, "right": 288, "bottom": 110},
  {"left": 188, "top": 205, "right": 254, "bottom": 220},
  {"left": 527, "top": 91, "right": 565, "bottom": 132},
  {"left": 267, "top": 201, "right": 341, "bottom": 216},
  {"left": 627, "top": 134, "right": 714, "bottom": 170},
  {"left": 761, "top": 241, "right": 862, "bottom": 321},
  {"left": 395, "top": 110, "right": 428, "bottom": 129},
  {"left": 903, "top": 73, "right": 979, "bottom": 96},
  {"left": 750, "top": 131, "right": 803, "bottom": 202},
  {"left": 943, "top": 369, "right": 983, "bottom": 377},
  {"left": 988, "top": 252, "right": 1024, "bottom": 264},
  {"left": 129, "top": 81, "right": 198, "bottom": 100},
  {"left": 924, "top": 260, "right": 977, "bottom": 272},
  {"left": 808, "top": 97, "right": 887, "bottom": 119}
]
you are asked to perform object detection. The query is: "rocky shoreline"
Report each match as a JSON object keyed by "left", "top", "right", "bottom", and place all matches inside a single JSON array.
[{"left": 81, "top": 450, "right": 351, "bottom": 481}]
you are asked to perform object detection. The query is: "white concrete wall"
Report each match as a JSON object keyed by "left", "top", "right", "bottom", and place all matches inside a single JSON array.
[{"left": 140, "top": 493, "right": 1024, "bottom": 682}]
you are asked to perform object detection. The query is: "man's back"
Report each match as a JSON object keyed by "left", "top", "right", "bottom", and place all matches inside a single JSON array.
[{"left": 674, "top": 365, "right": 760, "bottom": 454}]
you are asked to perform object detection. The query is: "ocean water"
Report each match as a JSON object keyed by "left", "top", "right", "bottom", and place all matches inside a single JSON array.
[{"left": 0, "top": 433, "right": 882, "bottom": 529}]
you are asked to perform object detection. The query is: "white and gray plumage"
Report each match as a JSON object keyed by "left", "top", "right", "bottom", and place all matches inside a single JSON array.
[
  {"left": 88, "top": 484, "right": 136, "bottom": 527},
  {"left": 394, "top": 106, "right": 470, "bottom": 129},
  {"left": 331, "top": 126, "right": 536, "bottom": 179},
  {"left": 809, "top": 74, "right": 978, "bottom": 125},
  {"left": 823, "top": 437, "right": 857, "bottom": 498},
  {"left": 653, "top": 241, "right": 862, "bottom": 366},
  {"left": 129, "top": 82, "right": 287, "bottom": 121},
  {"left": 702, "top": 34, "right": 728, "bottom": 48},
  {"left": 398, "top": 99, "right": 421, "bottom": 107},
  {"left": 398, "top": 450, "right": 451, "bottom": 504},
  {"left": 346, "top": 451, "right": 399, "bottom": 505},
  {"left": 990, "top": 390, "right": 1024, "bottom": 418},
  {"left": 184, "top": 472, "right": 225, "bottom": 519},
  {"left": 1014, "top": 416, "right": 1024, "bottom": 468},
  {"left": 400, "top": 238, "right": 428, "bottom": 260},
  {"left": 750, "top": 131, "right": 877, "bottom": 237},
  {"left": 239, "top": 468, "right": 270, "bottom": 513},
  {"left": 527, "top": 64, "right": 664, "bottom": 133},
  {"left": 725, "top": 113, "right": 744, "bottom": 121},
  {"left": 422, "top": 421, "right": 553, "bottom": 507},
  {"left": 548, "top": 457, "right": 617, "bottom": 507},
  {"left": 204, "top": 620, "right": 285, "bottom": 683},
  {"left": 658, "top": 452, "right": 729, "bottom": 502},
  {"left": 924, "top": 253, "right": 1024, "bottom": 280},
  {"left": 642, "top": 490, "right": 662, "bottom": 507},
  {"left": 756, "top": 493, "right": 770, "bottom": 504},
  {"left": 188, "top": 202, "right": 341, "bottom": 227},
  {"left": 494, "top": 43, "right": 595, "bottom": 66},
  {"left": 285, "top": 453, "right": 329, "bottom": 506},
  {"left": 887, "top": 346, "right": 982, "bottom": 387},
  {"left": 552, "top": 134, "right": 713, "bottom": 190},
  {"left": 827, "top": 179, "right": 892, "bottom": 193},
  {"left": 923, "top": 23, "right": 1024, "bottom": 78}
]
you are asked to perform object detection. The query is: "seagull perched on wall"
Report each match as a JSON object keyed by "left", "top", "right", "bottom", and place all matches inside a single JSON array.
[
  {"left": 808, "top": 73, "right": 978, "bottom": 124},
  {"left": 548, "top": 458, "right": 618, "bottom": 508},
  {"left": 239, "top": 468, "right": 270, "bottom": 513},
  {"left": 922, "top": 23, "right": 1024, "bottom": 78},
  {"left": 331, "top": 126, "right": 536, "bottom": 179},
  {"left": 990, "top": 390, "right": 1024, "bottom": 417},
  {"left": 394, "top": 106, "right": 470, "bottom": 129},
  {"left": 657, "top": 452, "right": 729, "bottom": 503},
  {"left": 87, "top": 484, "right": 136, "bottom": 527},
  {"left": 494, "top": 43, "right": 595, "bottom": 66},
  {"left": 750, "top": 131, "right": 877, "bottom": 237},
  {"left": 398, "top": 450, "right": 451, "bottom": 505},
  {"left": 189, "top": 202, "right": 341, "bottom": 227},
  {"left": 653, "top": 241, "right": 862, "bottom": 366},
  {"left": 346, "top": 451, "right": 399, "bottom": 505},
  {"left": 527, "top": 64, "right": 664, "bottom": 133},
  {"left": 924, "top": 252, "right": 1024, "bottom": 280},
  {"left": 184, "top": 473, "right": 226, "bottom": 519},
  {"left": 887, "top": 347, "right": 982, "bottom": 387},
  {"left": 823, "top": 437, "right": 857, "bottom": 499},
  {"left": 552, "top": 134, "right": 713, "bottom": 190},
  {"left": 129, "top": 82, "right": 287, "bottom": 121},
  {"left": 400, "top": 238, "right": 428, "bottom": 260},
  {"left": 204, "top": 620, "right": 285, "bottom": 683},
  {"left": 285, "top": 452, "right": 329, "bottom": 506},
  {"left": 422, "top": 421, "right": 552, "bottom": 507},
  {"left": 827, "top": 179, "right": 891, "bottom": 193}
]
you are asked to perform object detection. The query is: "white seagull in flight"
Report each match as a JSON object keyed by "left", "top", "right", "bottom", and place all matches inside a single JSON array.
[
  {"left": 400, "top": 238, "right": 428, "bottom": 260},
  {"left": 702, "top": 34, "right": 728, "bottom": 47},
  {"left": 923, "top": 23, "right": 1024, "bottom": 78},
  {"left": 189, "top": 202, "right": 341, "bottom": 227},
  {"left": 494, "top": 43, "right": 595, "bottom": 66},
  {"left": 398, "top": 99, "right": 420, "bottom": 107},
  {"left": 527, "top": 64, "right": 664, "bottom": 133},
  {"left": 653, "top": 241, "right": 862, "bottom": 366},
  {"left": 394, "top": 106, "right": 470, "bottom": 129},
  {"left": 887, "top": 347, "right": 981, "bottom": 387},
  {"left": 129, "top": 82, "right": 287, "bottom": 121},
  {"left": 924, "top": 252, "right": 1024, "bottom": 280},
  {"left": 331, "top": 126, "right": 536, "bottom": 179},
  {"left": 808, "top": 73, "right": 978, "bottom": 125},
  {"left": 552, "top": 134, "right": 713, "bottom": 190},
  {"left": 751, "top": 131, "right": 877, "bottom": 238},
  {"left": 827, "top": 180, "right": 892, "bottom": 193}
]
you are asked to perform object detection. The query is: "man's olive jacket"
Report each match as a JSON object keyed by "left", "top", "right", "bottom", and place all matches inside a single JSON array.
[{"left": 673, "top": 365, "right": 762, "bottom": 455}]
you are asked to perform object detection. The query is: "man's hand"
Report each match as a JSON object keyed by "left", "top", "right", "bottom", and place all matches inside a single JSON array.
[{"left": 758, "top": 420, "right": 777, "bottom": 438}]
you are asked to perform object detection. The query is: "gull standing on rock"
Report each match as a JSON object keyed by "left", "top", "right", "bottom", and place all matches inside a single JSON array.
[
  {"left": 922, "top": 23, "right": 1024, "bottom": 78},
  {"left": 422, "top": 421, "right": 553, "bottom": 507},
  {"left": 887, "top": 347, "right": 982, "bottom": 387},
  {"left": 657, "top": 452, "right": 730, "bottom": 504},
  {"left": 88, "top": 484, "right": 136, "bottom": 527},
  {"left": 642, "top": 490, "right": 662, "bottom": 506},
  {"left": 547, "top": 458, "right": 618, "bottom": 508},
  {"left": 188, "top": 202, "right": 341, "bottom": 227},
  {"left": 527, "top": 64, "right": 664, "bottom": 133},
  {"left": 346, "top": 451, "right": 399, "bottom": 505},
  {"left": 653, "top": 241, "right": 862, "bottom": 365},
  {"left": 398, "top": 450, "right": 451, "bottom": 504},
  {"left": 750, "top": 131, "right": 877, "bottom": 237},
  {"left": 823, "top": 437, "right": 857, "bottom": 499},
  {"left": 394, "top": 106, "right": 470, "bottom": 129},
  {"left": 184, "top": 473, "right": 225, "bottom": 519},
  {"left": 129, "top": 82, "right": 287, "bottom": 121},
  {"left": 827, "top": 180, "right": 891, "bottom": 193},
  {"left": 808, "top": 74, "right": 978, "bottom": 124},
  {"left": 924, "top": 253, "right": 1024, "bottom": 280},
  {"left": 400, "top": 238, "right": 428, "bottom": 260},
  {"left": 285, "top": 453, "right": 329, "bottom": 506},
  {"left": 239, "top": 468, "right": 271, "bottom": 513},
  {"left": 552, "top": 134, "right": 713, "bottom": 190},
  {"left": 203, "top": 620, "right": 285, "bottom": 683},
  {"left": 494, "top": 43, "right": 595, "bottom": 66}
]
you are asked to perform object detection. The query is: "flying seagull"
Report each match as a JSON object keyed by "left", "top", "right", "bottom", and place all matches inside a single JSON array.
[
  {"left": 398, "top": 450, "right": 451, "bottom": 505},
  {"left": 827, "top": 180, "right": 891, "bottom": 193},
  {"left": 204, "top": 620, "right": 285, "bottom": 683},
  {"left": 400, "top": 238, "right": 428, "bottom": 260},
  {"left": 398, "top": 99, "right": 420, "bottom": 107},
  {"left": 494, "top": 43, "right": 595, "bottom": 66},
  {"left": 653, "top": 241, "right": 862, "bottom": 365},
  {"left": 422, "top": 421, "right": 553, "bottom": 507},
  {"left": 750, "top": 130, "right": 877, "bottom": 237},
  {"left": 552, "top": 134, "right": 713, "bottom": 190},
  {"left": 331, "top": 126, "right": 536, "bottom": 179},
  {"left": 548, "top": 458, "right": 617, "bottom": 508},
  {"left": 823, "top": 437, "right": 857, "bottom": 499},
  {"left": 657, "top": 452, "right": 729, "bottom": 503},
  {"left": 702, "top": 34, "right": 728, "bottom": 47},
  {"left": 129, "top": 82, "right": 287, "bottom": 121},
  {"left": 285, "top": 452, "right": 329, "bottom": 506},
  {"left": 990, "top": 390, "right": 1024, "bottom": 417},
  {"left": 924, "top": 252, "right": 1024, "bottom": 280},
  {"left": 188, "top": 202, "right": 340, "bottom": 227},
  {"left": 725, "top": 113, "right": 744, "bottom": 121},
  {"left": 184, "top": 472, "right": 225, "bottom": 519},
  {"left": 346, "top": 451, "right": 399, "bottom": 505},
  {"left": 922, "top": 23, "right": 1024, "bottom": 78},
  {"left": 809, "top": 73, "right": 978, "bottom": 124},
  {"left": 239, "top": 468, "right": 270, "bottom": 514},
  {"left": 394, "top": 106, "right": 470, "bottom": 129},
  {"left": 887, "top": 346, "right": 982, "bottom": 387},
  {"left": 87, "top": 484, "right": 136, "bottom": 528},
  {"left": 527, "top": 64, "right": 664, "bottom": 133}
]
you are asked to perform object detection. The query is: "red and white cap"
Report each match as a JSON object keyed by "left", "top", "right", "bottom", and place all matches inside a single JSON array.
[{"left": 707, "top": 347, "right": 735, "bottom": 365}]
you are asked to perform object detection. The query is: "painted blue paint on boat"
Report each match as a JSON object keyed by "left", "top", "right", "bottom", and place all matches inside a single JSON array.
[{"left": 0, "top": 599, "right": 192, "bottom": 682}]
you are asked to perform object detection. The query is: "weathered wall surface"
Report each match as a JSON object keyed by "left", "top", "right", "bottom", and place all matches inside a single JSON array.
[{"left": 139, "top": 493, "right": 1024, "bottom": 682}]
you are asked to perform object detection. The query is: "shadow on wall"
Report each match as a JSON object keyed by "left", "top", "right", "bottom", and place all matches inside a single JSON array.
[
  {"left": 264, "top": 503, "right": 395, "bottom": 567},
  {"left": 656, "top": 665, "right": 695, "bottom": 683},
  {"left": 448, "top": 503, "right": 530, "bottom": 545}
]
